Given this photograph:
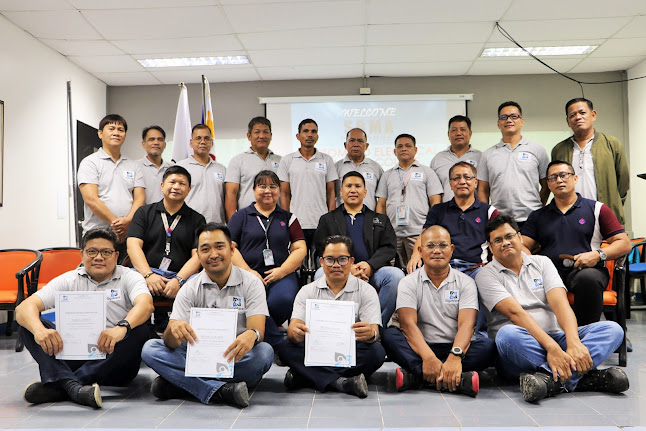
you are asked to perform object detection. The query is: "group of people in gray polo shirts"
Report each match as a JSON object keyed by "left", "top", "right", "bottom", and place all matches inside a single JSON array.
[{"left": 17, "top": 98, "right": 632, "bottom": 408}]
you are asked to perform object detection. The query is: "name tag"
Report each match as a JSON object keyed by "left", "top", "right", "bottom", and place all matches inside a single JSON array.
[
  {"left": 518, "top": 152, "right": 531, "bottom": 162},
  {"left": 229, "top": 295, "right": 245, "bottom": 310},
  {"left": 364, "top": 172, "right": 375, "bottom": 181},
  {"left": 107, "top": 288, "right": 122, "bottom": 301},
  {"left": 315, "top": 162, "right": 326, "bottom": 172},
  {"left": 532, "top": 278, "right": 544, "bottom": 291},
  {"left": 445, "top": 290, "right": 459, "bottom": 303},
  {"left": 411, "top": 172, "right": 424, "bottom": 181},
  {"left": 214, "top": 172, "right": 224, "bottom": 181},
  {"left": 123, "top": 171, "right": 134, "bottom": 180}
]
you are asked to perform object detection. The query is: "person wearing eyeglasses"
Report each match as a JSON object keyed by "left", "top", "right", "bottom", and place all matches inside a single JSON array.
[
  {"left": 477, "top": 101, "right": 550, "bottom": 228},
  {"left": 224, "top": 117, "right": 282, "bottom": 221},
  {"left": 16, "top": 228, "right": 154, "bottom": 409},
  {"left": 175, "top": 124, "right": 226, "bottom": 224},
  {"left": 382, "top": 225, "right": 496, "bottom": 396},
  {"left": 431, "top": 115, "right": 482, "bottom": 202},
  {"left": 520, "top": 161, "right": 631, "bottom": 326},
  {"left": 551, "top": 98, "right": 629, "bottom": 225},
  {"left": 276, "top": 235, "right": 385, "bottom": 398},
  {"left": 476, "top": 214, "right": 628, "bottom": 403},
  {"left": 138, "top": 126, "right": 171, "bottom": 205},
  {"left": 228, "top": 170, "right": 307, "bottom": 347}
]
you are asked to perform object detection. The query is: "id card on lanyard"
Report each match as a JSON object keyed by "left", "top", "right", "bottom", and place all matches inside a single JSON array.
[
  {"left": 256, "top": 215, "right": 275, "bottom": 266},
  {"left": 396, "top": 167, "right": 414, "bottom": 226},
  {"left": 160, "top": 212, "right": 182, "bottom": 271}
]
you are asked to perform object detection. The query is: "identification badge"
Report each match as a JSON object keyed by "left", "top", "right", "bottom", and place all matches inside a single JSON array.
[
  {"left": 263, "top": 249, "right": 275, "bottom": 266},
  {"left": 315, "top": 162, "right": 326, "bottom": 172},
  {"left": 159, "top": 257, "right": 172, "bottom": 272},
  {"left": 229, "top": 296, "right": 245, "bottom": 310},
  {"left": 518, "top": 152, "right": 531, "bottom": 162},
  {"left": 396, "top": 205, "right": 409, "bottom": 226},
  {"left": 107, "top": 288, "right": 121, "bottom": 301},
  {"left": 445, "top": 290, "right": 459, "bottom": 303},
  {"left": 124, "top": 171, "right": 134, "bottom": 180}
]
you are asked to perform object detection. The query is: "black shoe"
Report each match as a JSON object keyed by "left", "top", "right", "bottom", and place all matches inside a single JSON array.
[
  {"left": 274, "top": 353, "right": 286, "bottom": 367},
  {"left": 386, "top": 367, "right": 422, "bottom": 392},
  {"left": 576, "top": 367, "right": 629, "bottom": 393},
  {"left": 76, "top": 383, "right": 102, "bottom": 409},
  {"left": 284, "top": 369, "right": 309, "bottom": 390},
  {"left": 456, "top": 371, "right": 479, "bottom": 397},
  {"left": 213, "top": 382, "right": 249, "bottom": 408},
  {"left": 151, "top": 376, "right": 189, "bottom": 400},
  {"left": 342, "top": 374, "right": 369, "bottom": 398},
  {"left": 23, "top": 382, "right": 68, "bottom": 404},
  {"left": 520, "top": 370, "right": 564, "bottom": 403}
]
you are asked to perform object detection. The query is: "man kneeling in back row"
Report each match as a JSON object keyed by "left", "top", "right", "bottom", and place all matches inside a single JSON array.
[
  {"left": 382, "top": 226, "right": 496, "bottom": 396},
  {"left": 276, "top": 235, "right": 386, "bottom": 398}
]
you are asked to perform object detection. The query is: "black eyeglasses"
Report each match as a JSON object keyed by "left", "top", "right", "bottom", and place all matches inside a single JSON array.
[
  {"left": 546, "top": 172, "right": 575, "bottom": 183},
  {"left": 321, "top": 255, "right": 351, "bottom": 266},
  {"left": 490, "top": 233, "right": 518, "bottom": 246},
  {"left": 498, "top": 114, "right": 522, "bottom": 121},
  {"left": 449, "top": 175, "right": 475, "bottom": 182},
  {"left": 84, "top": 249, "right": 115, "bottom": 258}
]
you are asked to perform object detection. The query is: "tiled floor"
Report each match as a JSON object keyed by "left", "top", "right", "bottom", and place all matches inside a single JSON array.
[{"left": 2, "top": 313, "right": 646, "bottom": 430}]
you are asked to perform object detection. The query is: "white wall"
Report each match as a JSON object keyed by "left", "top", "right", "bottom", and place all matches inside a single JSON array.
[
  {"left": 0, "top": 15, "right": 107, "bottom": 249},
  {"left": 627, "top": 60, "right": 646, "bottom": 237}
]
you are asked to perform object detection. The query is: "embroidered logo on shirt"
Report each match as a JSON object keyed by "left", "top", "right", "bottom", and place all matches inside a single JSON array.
[
  {"left": 445, "top": 290, "right": 459, "bottom": 303},
  {"left": 411, "top": 172, "right": 424, "bottom": 181},
  {"left": 475, "top": 217, "right": 481, "bottom": 223},
  {"left": 532, "top": 278, "right": 544, "bottom": 290},
  {"left": 315, "top": 162, "right": 326, "bottom": 172},
  {"left": 467, "top": 160, "right": 477, "bottom": 167},
  {"left": 364, "top": 172, "right": 374, "bottom": 181},
  {"left": 579, "top": 218, "right": 586, "bottom": 225},
  {"left": 518, "top": 152, "right": 531, "bottom": 161},
  {"left": 231, "top": 297, "right": 242, "bottom": 308},
  {"left": 272, "top": 162, "right": 280, "bottom": 168},
  {"left": 124, "top": 171, "right": 134, "bottom": 180},
  {"left": 280, "top": 221, "right": 286, "bottom": 226},
  {"left": 215, "top": 172, "right": 224, "bottom": 181},
  {"left": 107, "top": 289, "right": 122, "bottom": 300}
]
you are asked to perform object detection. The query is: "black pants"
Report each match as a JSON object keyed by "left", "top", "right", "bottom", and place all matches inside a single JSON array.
[
  {"left": 20, "top": 318, "right": 150, "bottom": 386},
  {"left": 559, "top": 266, "right": 610, "bottom": 326},
  {"left": 276, "top": 340, "right": 386, "bottom": 391},
  {"left": 381, "top": 327, "right": 497, "bottom": 376}
]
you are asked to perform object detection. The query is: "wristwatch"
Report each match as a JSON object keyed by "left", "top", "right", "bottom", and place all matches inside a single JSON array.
[
  {"left": 250, "top": 329, "right": 261, "bottom": 344},
  {"left": 450, "top": 346, "right": 465, "bottom": 359},
  {"left": 174, "top": 275, "right": 186, "bottom": 287},
  {"left": 116, "top": 319, "right": 131, "bottom": 336},
  {"left": 597, "top": 249, "right": 607, "bottom": 262}
]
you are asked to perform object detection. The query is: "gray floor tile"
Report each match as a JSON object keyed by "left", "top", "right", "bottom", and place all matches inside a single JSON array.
[
  {"left": 307, "top": 416, "right": 384, "bottom": 428},
  {"left": 240, "top": 402, "right": 312, "bottom": 418},
  {"left": 382, "top": 415, "right": 460, "bottom": 428},
  {"left": 232, "top": 416, "right": 308, "bottom": 429},
  {"left": 530, "top": 413, "right": 617, "bottom": 426},
  {"left": 457, "top": 413, "right": 538, "bottom": 427}
]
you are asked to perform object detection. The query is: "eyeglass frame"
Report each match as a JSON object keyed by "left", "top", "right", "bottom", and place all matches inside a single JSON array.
[
  {"left": 83, "top": 248, "right": 116, "bottom": 258},
  {"left": 498, "top": 114, "right": 522, "bottom": 121},
  {"left": 321, "top": 255, "right": 351, "bottom": 266},
  {"left": 546, "top": 171, "right": 575, "bottom": 183}
]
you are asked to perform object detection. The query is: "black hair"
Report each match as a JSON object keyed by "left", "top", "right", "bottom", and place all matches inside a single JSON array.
[
  {"left": 253, "top": 170, "right": 280, "bottom": 188},
  {"left": 81, "top": 227, "right": 118, "bottom": 250},
  {"left": 448, "top": 161, "right": 477, "bottom": 179},
  {"left": 565, "top": 98, "right": 593, "bottom": 115},
  {"left": 142, "top": 125, "right": 166, "bottom": 140},
  {"left": 191, "top": 123, "right": 211, "bottom": 135},
  {"left": 298, "top": 118, "right": 318, "bottom": 133},
  {"left": 342, "top": 171, "right": 365, "bottom": 187},
  {"left": 448, "top": 115, "right": 472, "bottom": 130},
  {"left": 99, "top": 114, "right": 127, "bottom": 132},
  {"left": 497, "top": 101, "right": 523, "bottom": 116},
  {"left": 547, "top": 160, "right": 575, "bottom": 175},
  {"left": 248, "top": 116, "right": 272, "bottom": 134},
  {"left": 162, "top": 165, "right": 192, "bottom": 186},
  {"left": 485, "top": 214, "right": 519, "bottom": 242},
  {"left": 318, "top": 235, "right": 354, "bottom": 257},
  {"left": 345, "top": 128, "right": 367, "bottom": 140},
  {"left": 394, "top": 133, "right": 416, "bottom": 146},
  {"left": 195, "top": 223, "right": 232, "bottom": 246}
]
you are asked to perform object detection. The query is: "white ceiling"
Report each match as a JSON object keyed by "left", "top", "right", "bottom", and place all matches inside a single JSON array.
[{"left": 2, "top": 0, "right": 646, "bottom": 86}]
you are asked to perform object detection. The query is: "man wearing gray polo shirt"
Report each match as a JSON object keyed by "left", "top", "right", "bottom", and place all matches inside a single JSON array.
[
  {"left": 382, "top": 226, "right": 495, "bottom": 396},
  {"left": 176, "top": 124, "right": 227, "bottom": 224},
  {"left": 78, "top": 114, "right": 145, "bottom": 251},
  {"left": 335, "top": 128, "right": 383, "bottom": 210},
  {"left": 476, "top": 214, "right": 628, "bottom": 403},
  {"left": 376, "top": 133, "right": 443, "bottom": 265},
  {"left": 138, "top": 125, "right": 171, "bottom": 205},
  {"left": 276, "top": 235, "right": 385, "bottom": 398},
  {"left": 478, "top": 102, "right": 550, "bottom": 226},
  {"left": 278, "top": 118, "right": 338, "bottom": 253},
  {"left": 17, "top": 228, "right": 154, "bottom": 408},
  {"left": 431, "top": 115, "right": 481, "bottom": 202},
  {"left": 142, "top": 223, "right": 274, "bottom": 408},
  {"left": 225, "top": 117, "right": 282, "bottom": 220}
]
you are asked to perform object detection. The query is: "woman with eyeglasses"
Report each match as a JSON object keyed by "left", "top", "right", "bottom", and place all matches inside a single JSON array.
[{"left": 229, "top": 170, "right": 307, "bottom": 347}]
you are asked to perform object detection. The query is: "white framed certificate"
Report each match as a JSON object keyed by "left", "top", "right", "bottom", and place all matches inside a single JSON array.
[
  {"left": 55, "top": 291, "right": 106, "bottom": 360},
  {"left": 185, "top": 308, "right": 238, "bottom": 378},
  {"left": 304, "top": 299, "right": 356, "bottom": 367}
]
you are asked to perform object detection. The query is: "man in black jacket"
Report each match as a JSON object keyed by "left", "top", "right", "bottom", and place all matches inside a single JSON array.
[{"left": 314, "top": 171, "right": 404, "bottom": 326}]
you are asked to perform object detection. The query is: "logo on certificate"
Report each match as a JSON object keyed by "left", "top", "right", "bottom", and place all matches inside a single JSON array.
[
  {"left": 334, "top": 352, "right": 351, "bottom": 366},
  {"left": 107, "top": 289, "right": 121, "bottom": 300},
  {"left": 61, "top": 295, "right": 69, "bottom": 302}
]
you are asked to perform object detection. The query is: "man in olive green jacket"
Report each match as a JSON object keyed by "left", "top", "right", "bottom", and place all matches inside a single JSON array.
[{"left": 551, "top": 98, "right": 629, "bottom": 224}]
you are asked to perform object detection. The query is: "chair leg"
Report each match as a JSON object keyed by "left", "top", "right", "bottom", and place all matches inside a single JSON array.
[
  {"left": 5, "top": 311, "right": 14, "bottom": 336},
  {"left": 15, "top": 332, "right": 24, "bottom": 353},
  {"left": 619, "top": 335, "right": 627, "bottom": 367},
  {"left": 641, "top": 276, "right": 646, "bottom": 305}
]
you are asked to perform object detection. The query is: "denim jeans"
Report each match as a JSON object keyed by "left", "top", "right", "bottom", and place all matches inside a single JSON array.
[
  {"left": 141, "top": 339, "right": 274, "bottom": 404},
  {"left": 314, "top": 266, "right": 404, "bottom": 327},
  {"left": 495, "top": 321, "right": 624, "bottom": 391}
]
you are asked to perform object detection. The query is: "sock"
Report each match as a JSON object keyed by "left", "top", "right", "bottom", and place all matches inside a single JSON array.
[
  {"left": 60, "top": 379, "right": 83, "bottom": 402},
  {"left": 329, "top": 377, "right": 346, "bottom": 392}
]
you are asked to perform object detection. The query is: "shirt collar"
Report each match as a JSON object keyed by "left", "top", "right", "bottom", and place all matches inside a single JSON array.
[
  {"left": 315, "top": 273, "right": 359, "bottom": 293},
  {"left": 245, "top": 147, "right": 275, "bottom": 156},
  {"left": 76, "top": 265, "right": 122, "bottom": 283},
  {"left": 97, "top": 147, "right": 126, "bottom": 162},
  {"left": 155, "top": 200, "right": 190, "bottom": 216},
  {"left": 198, "top": 265, "right": 242, "bottom": 290},
  {"left": 495, "top": 136, "right": 528, "bottom": 149},
  {"left": 396, "top": 159, "right": 420, "bottom": 170},
  {"left": 294, "top": 149, "right": 321, "bottom": 160},
  {"left": 447, "top": 197, "right": 481, "bottom": 210},
  {"left": 419, "top": 265, "right": 455, "bottom": 290},
  {"left": 490, "top": 252, "right": 533, "bottom": 274},
  {"left": 341, "top": 205, "right": 365, "bottom": 215}
]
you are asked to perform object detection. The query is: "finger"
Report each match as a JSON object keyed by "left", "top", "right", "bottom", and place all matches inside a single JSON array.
[
  {"left": 43, "top": 338, "right": 53, "bottom": 355},
  {"left": 53, "top": 333, "right": 64, "bottom": 354}
]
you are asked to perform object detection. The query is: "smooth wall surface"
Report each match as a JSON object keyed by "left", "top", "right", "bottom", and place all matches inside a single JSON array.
[
  {"left": 0, "top": 14, "right": 107, "bottom": 249},
  {"left": 628, "top": 60, "right": 646, "bottom": 238}
]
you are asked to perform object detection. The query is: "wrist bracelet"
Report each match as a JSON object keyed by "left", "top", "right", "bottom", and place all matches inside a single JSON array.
[{"left": 143, "top": 272, "right": 154, "bottom": 279}]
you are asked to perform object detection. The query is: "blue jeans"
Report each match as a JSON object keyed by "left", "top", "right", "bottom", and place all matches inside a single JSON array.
[
  {"left": 315, "top": 266, "right": 404, "bottom": 327},
  {"left": 141, "top": 339, "right": 274, "bottom": 404},
  {"left": 495, "top": 321, "right": 624, "bottom": 391},
  {"left": 450, "top": 259, "right": 487, "bottom": 336},
  {"left": 264, "top": 272, "right": 300, "bottom": 347}
]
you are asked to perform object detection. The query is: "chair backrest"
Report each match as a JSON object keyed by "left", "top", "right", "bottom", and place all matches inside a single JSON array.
[
  {"left": 38, "top": 248, "right": 82, "bottom": 289},
  {"left": 0, "top": 249, "right": 42, "bottom": 304}
]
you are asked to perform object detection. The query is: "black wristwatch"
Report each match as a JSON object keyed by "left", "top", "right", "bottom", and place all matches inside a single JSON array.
[
  {"left": 450, "top": 346, "right": 465, "bottom": 359},
  {"left": 116, "top": 319, "right": 131, "bottom": 336}
]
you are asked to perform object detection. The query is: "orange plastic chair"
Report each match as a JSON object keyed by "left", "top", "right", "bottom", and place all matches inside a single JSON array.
[
  {"left": 36, "top": 248, "right": 82, "bottom": 293},
  {"left": 0, "top": 249, "right": 42, "bottom": 351}
]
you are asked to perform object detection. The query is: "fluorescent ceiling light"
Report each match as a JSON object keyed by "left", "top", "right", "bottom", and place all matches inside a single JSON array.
[
  {"left": 138, "top": 56, "right": 250, "bottom": 68},
  {"left": 481, "top": 46, "right": 597, "bottom": 57}
]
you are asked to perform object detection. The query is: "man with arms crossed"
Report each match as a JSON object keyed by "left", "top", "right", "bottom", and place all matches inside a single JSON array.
[
  {"left": 225, "top": 117, "right": 282, "bottom": 220},
  {"left": 382, "top": 226, "right": 496, "bottom": 396},
  {"left": 17, "top": 228, "right": 153, "bottom": 408},
  {"left": 138, "top": 125, "right": 171, "bottom": 205},
  {"left": 476, "top": 215, "right": 628, "bottom": 402},
  {"left": 142, "top": 223, "right": 273, "bottom": 408}
]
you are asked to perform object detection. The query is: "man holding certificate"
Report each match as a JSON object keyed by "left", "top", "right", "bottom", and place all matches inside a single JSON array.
[
  {"left": 141, "top": 223, "right": 274, "bottom": 408},
  {"left": 16, "top": 228, "right": 154, "bottom": 408},
  {"left": 382, "top": 226, "right": 497, "bottom": 396},
  {"left": 276, "top": 235, "right": 385, "bottom": 398}
]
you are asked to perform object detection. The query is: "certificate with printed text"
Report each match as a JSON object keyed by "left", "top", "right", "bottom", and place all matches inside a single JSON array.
[
  {"left": 55, "top": 291, "right": 106, "bottom": 360},
  {"left": 185, "top": 308, "right": 238, "bottom": 378},
  {"left": 304, "top": 299, "right": 356, "bottom": 367}
]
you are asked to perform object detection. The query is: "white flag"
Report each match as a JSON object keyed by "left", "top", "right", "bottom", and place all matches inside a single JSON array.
[
  {"left": 171, "top": 83, "right": 192, "bottom": 162},
  {"left": 201, "top": 75, "right": 217, "bottom": 158}
]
